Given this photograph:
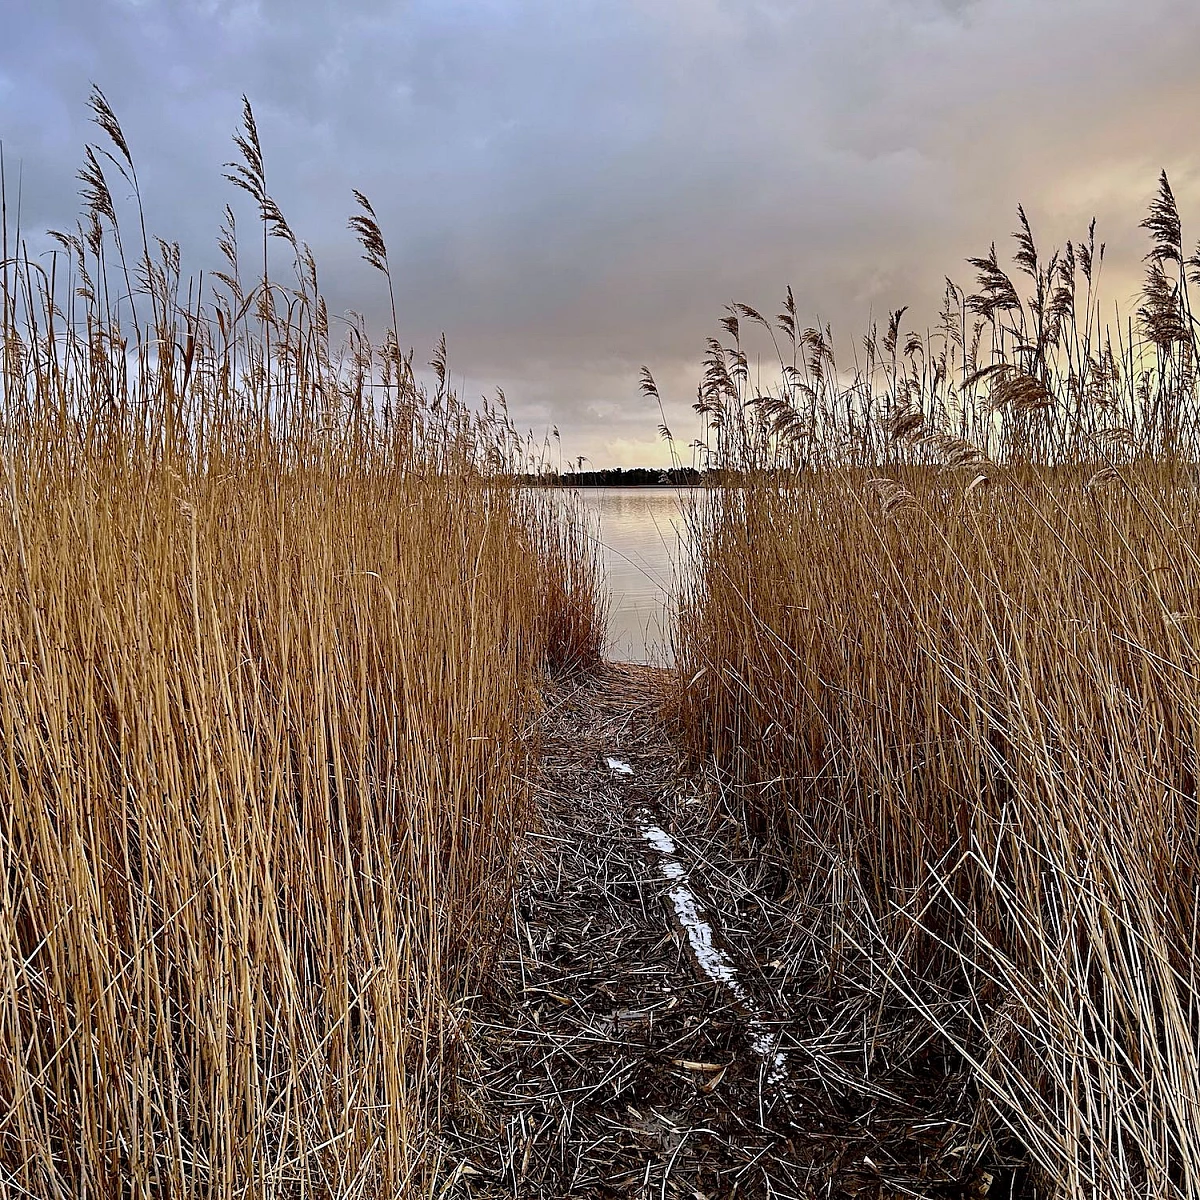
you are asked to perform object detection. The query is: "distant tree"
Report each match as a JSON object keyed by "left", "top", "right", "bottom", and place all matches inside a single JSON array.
[{"left": 523, "top": 465, "right": 703, "bottom": 487}]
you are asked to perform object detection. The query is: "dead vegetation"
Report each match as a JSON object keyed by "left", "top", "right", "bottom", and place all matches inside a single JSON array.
[
  {"left": 446, "top": 666, "right": 1019, "bottom": 1199},
  {"left": 0, "top": 93, "right": 603, "bottom": 1196},
  {"left": 652, "top": 176, "right": 1200, "bottom": 1198},
  {"left": 7, "top": 83, "right": 1200, "bottom": 1200}
]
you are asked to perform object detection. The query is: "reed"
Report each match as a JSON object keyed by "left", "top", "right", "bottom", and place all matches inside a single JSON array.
[
  {"left": 666, "top": 179, "right": 1200, "bottom": 1196},
  {"left": 0, "top": 93, "right": 603, "bottom": 1196}
]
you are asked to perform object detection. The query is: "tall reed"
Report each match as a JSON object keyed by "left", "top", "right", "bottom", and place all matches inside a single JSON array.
[
  {"left": 664, "top": 179, "right": 1200, "bottom": 1196},
  {"left": 0, "top": 92, "right": 602, "bottom": 1196}
]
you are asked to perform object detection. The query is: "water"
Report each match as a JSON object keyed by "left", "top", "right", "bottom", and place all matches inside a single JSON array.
[{"left": 566, "top": 487, "right": 697, "bottom": 665}]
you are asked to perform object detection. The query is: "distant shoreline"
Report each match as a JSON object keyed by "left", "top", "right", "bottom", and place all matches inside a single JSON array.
[
  {"left": 546, "top": 481, "right": 697, "bottom": 488},
  {"left": 521, "top": 467, "right": 704, "bottom": 487}
]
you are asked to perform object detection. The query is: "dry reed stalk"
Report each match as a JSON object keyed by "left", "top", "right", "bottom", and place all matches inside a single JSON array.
[
  {"left": 663, "top": 176, "right": 1200, "bottom": 1197},
  {"left": 675, "top": 471, "right": 1200, "bottom": 1196},
  {"left": 0, "top": 94, "right": 604, "bottom": 1197}
]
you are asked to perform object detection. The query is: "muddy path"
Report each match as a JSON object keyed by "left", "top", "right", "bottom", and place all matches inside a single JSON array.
[{"left": 445, "top": 665, "right": 1012, "bottom": 1199}]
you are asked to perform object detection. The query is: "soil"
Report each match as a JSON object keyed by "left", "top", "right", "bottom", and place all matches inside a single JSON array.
[{"left": 443, "top": 664, "right": 1030, "bottom": 1199}]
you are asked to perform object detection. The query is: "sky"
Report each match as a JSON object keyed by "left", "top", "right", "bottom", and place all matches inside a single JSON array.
[{"left": 3, "top": 0, "right": 1200, "bottom": 466}]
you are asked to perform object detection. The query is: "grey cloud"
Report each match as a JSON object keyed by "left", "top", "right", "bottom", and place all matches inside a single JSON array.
[{"left": 3, "top": 0, "right": 1198, "bottom": 464}]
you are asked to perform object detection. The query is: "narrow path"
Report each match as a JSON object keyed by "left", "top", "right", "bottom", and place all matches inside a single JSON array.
[{"left": 445, "top": 665, "right": 1002, "bottom": 1199}]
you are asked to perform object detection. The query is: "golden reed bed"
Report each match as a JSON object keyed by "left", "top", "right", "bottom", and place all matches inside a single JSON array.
[{"left": 0, "top": 92, "right": 603, "bottom": 1196}]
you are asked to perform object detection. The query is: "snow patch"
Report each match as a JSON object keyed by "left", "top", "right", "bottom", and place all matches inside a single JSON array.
[{"left": 638, "top": 813, "right": 788, "bottom": 1086}]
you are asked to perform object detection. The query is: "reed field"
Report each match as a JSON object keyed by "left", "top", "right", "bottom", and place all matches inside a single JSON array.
[
  {"left": 0, "top": 94, "right": 603, "bottom": 1196},
  {"left": 10, "top": 80, "right": 1200, "bottom": 1200},
  {"left": 664, "top": 177, "right": 1200, "bottom": 1196}
]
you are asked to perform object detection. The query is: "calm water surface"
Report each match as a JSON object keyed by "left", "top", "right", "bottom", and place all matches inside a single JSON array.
[{"left": 566, "top": 487, "right": 699, "bottom": 665}]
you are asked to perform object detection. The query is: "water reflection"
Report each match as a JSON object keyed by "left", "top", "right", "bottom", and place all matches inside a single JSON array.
[{"left": 564, "top": 487, "right": 696, "bottom": 665}]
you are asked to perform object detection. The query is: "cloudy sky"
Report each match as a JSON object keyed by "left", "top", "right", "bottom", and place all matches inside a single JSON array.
[{"left": 3, "top": 0, "right": 1199, "bottom": 465}]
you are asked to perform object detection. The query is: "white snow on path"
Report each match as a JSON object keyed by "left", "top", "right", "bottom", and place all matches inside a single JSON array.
[
  {"left": 605, "top": 752, "right": 788, "bottom": 1086},
  {"left": 637, "top": 814, "right": 788, "bottom": 1085}
]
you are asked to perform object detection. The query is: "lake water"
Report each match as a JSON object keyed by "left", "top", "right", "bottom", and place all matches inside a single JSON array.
[{"left": 563, "top": 487, "right": 697, "bottom": 665}]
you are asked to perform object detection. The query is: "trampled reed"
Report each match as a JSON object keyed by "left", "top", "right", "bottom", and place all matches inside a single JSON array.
[
  {"left": 0, "top": 93, "right": 603, "bottom": 1195},
  {"left": 664, "top": 180, "right": 1200, "bottom": 1196}
]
